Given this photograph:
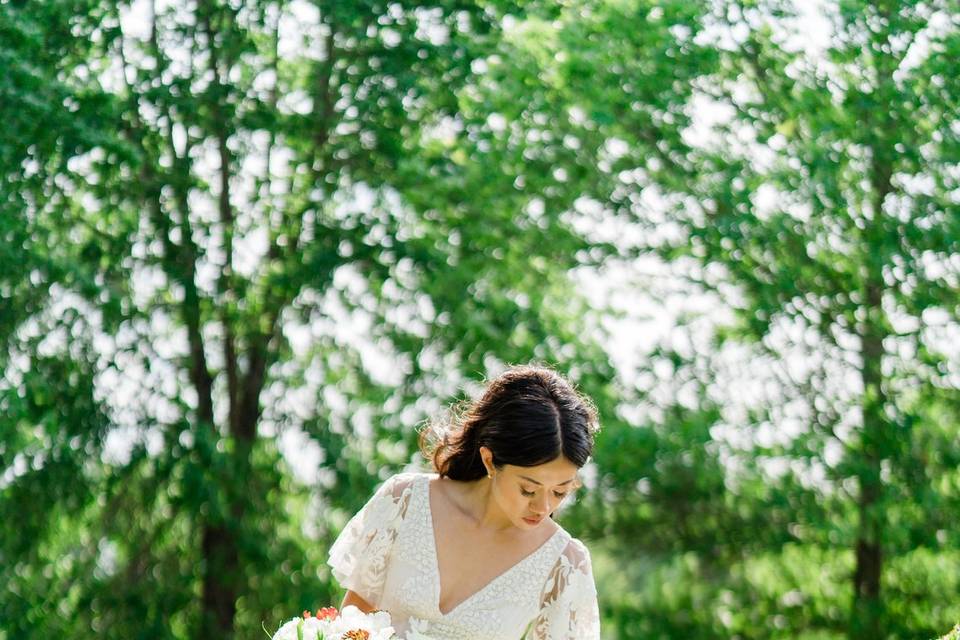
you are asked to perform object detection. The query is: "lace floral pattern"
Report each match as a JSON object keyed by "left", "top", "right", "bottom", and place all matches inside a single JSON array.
[
  {"left": 526, "top": 539, "right": 601, "bottom": 639},
  {"left": 327, "top": 473, "right": 416, "bottom": 606},
  {"left": 328, "top": 473, "right": 601, "bottom": 640}
]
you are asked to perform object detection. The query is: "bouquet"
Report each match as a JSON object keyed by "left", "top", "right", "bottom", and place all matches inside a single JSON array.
[
  {"left": 938, "top": 624, "right": 960, "bottom": 640},
  {"left": 269, "top": 605, "right": 396, "bottom": 640}
]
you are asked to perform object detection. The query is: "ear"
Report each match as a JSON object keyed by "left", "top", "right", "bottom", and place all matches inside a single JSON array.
[{"left": 479, "top": 446, "right": 495, "bottom": 476}]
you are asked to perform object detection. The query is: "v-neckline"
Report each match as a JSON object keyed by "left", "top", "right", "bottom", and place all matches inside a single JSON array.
[{"left": 423, "top": 474, "right": 564, "bottom": 618}]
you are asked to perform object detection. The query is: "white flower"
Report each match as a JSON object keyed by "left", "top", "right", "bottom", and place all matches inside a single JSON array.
[
  {"left": 326, "top": 605, "right": 396, "bottom": 640},
  {"left": 270, "top": 606, "right": 397, "bottom": 640},
  {"left": 271, "top": 616, "right": 328, "bottom": 640}
]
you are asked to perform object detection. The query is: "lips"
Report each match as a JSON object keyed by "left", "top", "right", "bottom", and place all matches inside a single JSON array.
[{"left": 523, "top": 516, "right": 543, "bottom": 525}]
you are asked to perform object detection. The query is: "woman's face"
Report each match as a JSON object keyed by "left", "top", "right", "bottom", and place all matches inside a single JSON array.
[{"left": 480, "top": 446, "right": 581, "bottom": 530}]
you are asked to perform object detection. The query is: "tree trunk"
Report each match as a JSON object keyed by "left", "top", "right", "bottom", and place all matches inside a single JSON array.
[
  {"left": 851, "top": 144, "right": 893, "bottom": 637},
  {"left": 852, "top": 316, "right": 884, "bottom": 638},
  {"left": 200, "top": 521, "right": 240, "bottom": 636}
]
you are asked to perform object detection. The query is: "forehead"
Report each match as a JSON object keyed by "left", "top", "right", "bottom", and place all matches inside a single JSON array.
[{"left": 505, "top": 457, "right": 579, "bottom": 485}]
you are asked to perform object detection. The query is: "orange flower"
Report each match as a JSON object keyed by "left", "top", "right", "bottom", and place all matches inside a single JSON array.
[
  {"left": 302, "top": 610, "right": 312, "bottom": 618},
  {"left": 316, "top": 606, "right": 338, "bottom": 621}
]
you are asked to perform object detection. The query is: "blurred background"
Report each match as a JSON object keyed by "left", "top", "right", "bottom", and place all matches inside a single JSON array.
[{"left": 2, "top": 0, "right": 959, "bottom": 638}]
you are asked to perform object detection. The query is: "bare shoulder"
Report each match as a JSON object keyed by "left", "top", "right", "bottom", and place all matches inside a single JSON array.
[{"left": 540, "top": 517, "right": 564, "bottom": 540}]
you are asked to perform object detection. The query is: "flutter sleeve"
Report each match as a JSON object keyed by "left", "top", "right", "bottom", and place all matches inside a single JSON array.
[
  {"left": 327, "top": 473, "right": 415, "bottom": 606},
  {"left": 527, "top": 538, "right": 601, "bottom": 640}
]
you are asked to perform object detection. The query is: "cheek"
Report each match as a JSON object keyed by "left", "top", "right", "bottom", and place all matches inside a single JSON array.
[
  {"left": 493, "top": 483, "right": 517, "bottom": 508},
  {"left": 511, "top": 493, "right": 529, "bottom": 513}
]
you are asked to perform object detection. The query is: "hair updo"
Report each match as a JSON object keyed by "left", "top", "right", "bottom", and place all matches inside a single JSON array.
[{"left": 419, "top": 364, "right": 600, "bottom": 481}]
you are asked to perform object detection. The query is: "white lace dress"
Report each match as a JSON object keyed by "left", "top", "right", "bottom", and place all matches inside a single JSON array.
[{"left": 327, "top": 472, "right": 601, "bottom": 640}]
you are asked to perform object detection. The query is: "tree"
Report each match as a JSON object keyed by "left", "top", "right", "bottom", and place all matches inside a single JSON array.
[
  {"left": 569, "top": 0, "right": 960, "bottom": 636},
  {"left": 0, "top": 1, "right": 629, "bottom": 637}
]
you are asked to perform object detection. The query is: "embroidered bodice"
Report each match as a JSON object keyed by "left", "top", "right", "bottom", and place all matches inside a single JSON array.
[{"left": 327, "top": 472, "right": 601, "bottom": 640}]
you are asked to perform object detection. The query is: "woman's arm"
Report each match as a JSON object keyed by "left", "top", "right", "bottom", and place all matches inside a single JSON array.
[{"left": 340, "top": 589, "right": 376, "bottom": 613}]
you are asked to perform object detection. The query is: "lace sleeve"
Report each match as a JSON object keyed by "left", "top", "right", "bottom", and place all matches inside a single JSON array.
[
  {"left": 527, "top": 538, "right": 601, "bottom": 640},
  {"left": 327, "top": 473, "right": 415, "bottom": 606}
]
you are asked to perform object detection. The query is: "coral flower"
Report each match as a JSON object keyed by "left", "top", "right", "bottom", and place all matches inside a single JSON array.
[{"left": 316, "top": 606, "right": 338, "bottom": 620}]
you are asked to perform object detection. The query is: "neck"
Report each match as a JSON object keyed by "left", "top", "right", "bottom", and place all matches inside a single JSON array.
[{"left": 461, "top": 477, "right": 517, "bottom": 534}]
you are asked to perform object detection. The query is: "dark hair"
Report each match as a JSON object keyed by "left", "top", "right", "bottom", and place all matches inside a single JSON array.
[{"left": 419, "top": 364, "right": 600, "bottom": 481}]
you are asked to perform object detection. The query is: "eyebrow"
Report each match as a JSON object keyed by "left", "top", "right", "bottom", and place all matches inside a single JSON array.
[{"left": 519, "top": 475, "right": 576, "bottom": 486}]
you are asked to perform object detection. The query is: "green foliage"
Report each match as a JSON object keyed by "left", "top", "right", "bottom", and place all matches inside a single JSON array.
[
  {"left": 3, "top": 0, "right": 959, "bottom": 638},
  {"left": 1, "top": 0, "right": 620, "bottom": 637},
  {"left": 548, "top": 0, "right": 960, "bottom": 637}
]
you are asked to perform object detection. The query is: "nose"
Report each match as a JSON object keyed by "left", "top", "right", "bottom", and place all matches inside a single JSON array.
[{"left": 530, "top": 494, "right": 549, "bottom": 515}]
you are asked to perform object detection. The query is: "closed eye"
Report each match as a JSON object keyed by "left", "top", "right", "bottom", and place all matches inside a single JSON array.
[{"left": 521, "top": 488, "right": 570, "bottom": 499}]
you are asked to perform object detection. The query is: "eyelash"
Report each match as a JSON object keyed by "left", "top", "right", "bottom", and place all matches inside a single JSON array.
[{"left": 521, "top": 489, "right": 568, "bottom": 499}]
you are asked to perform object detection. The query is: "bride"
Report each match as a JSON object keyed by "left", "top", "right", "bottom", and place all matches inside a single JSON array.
[{"left": 327, "top": 365, "right": 602, "bottom": 639}]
